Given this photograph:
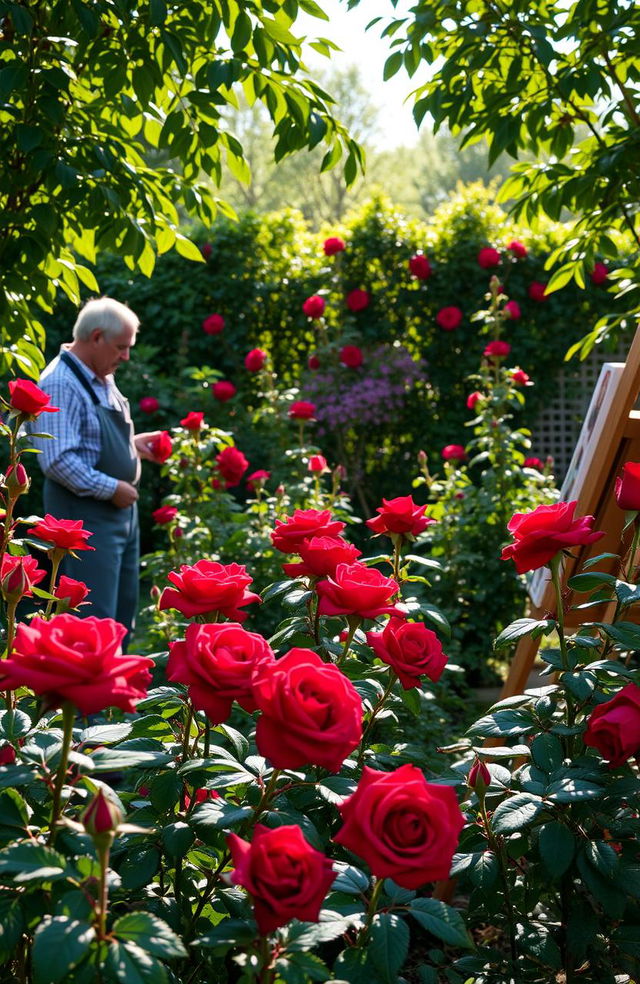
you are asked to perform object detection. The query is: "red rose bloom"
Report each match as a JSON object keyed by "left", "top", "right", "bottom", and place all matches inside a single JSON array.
[
  {"left": 302, "top": 295, "right": 326, "bottom": 319},
  {"left": 333, "top": 764, "right": 465, "bottom": 888},
  {"left": 181, "top": 411, "right": 204, "bottom": 430},
  {"left": 54, "top": 576, "right": 89, "bottom": 610},
  {"left": 528, "top": 281, "right": 548, "bottom": 302},
  {"left": 583, "top": 684, "right": 640, "bottom": 767},
  {"left": 524, "top": 457, "right": 545, "bottom": 471},
  {"left": 507, "top": 240, "right": 527, "bottom": 258},
  {"left": 244, "top": 349, "right": 267, "bottom": 372},
  {"left": 442, "top": 444, "right": 466, "bottom": 462},
  {"left": 228, "top": 825, "right": 335, "bottom": 935},
  {"left": 323, "top": 237, "right": 345, "bottom": 256},
  {"left": 201, "top": 243, "right": 212, "bottom": 260},
  {"left": 1, "top": 554, "right": 46, "bottom": 601},
  {"left": 282, "top": 535, "right": 362, "bottom": 579},
  {"left": 253, "top": 648, "right": 363, "bottom": 771},
  {"left": 478, "top": 247, "right": 500, "bottom": 269},
  {"left": 615, "top": 461, "right": 640, "bottom": 511},
  {"left": 436, "top": 306, "right": 463, "bottom": 331},
  {"left": 184, "top": 787, "right": 219, "bottom": 809},
  {"left": 409, "top": 254, "right": 432, "bottom": 280},
  {"left": 139, "top": 396, "right": 159, "bottom": 414},
  {"left": 501, "top": 500, "right": 605, "bottom": 574},
  {"left": 288, "top": 400, "right": 316, "bottom": 421},
  {"left": 246, "top": 469, "right": 270, "bottom": 492},
  {"left": 484, "top": 340, "right": 511, "bottom": 360},
  {"left": 28, "top": 515, "right": 94, "bottom": 553},
  {"left": 346, "top": 288, "right": 370, "bottom": 312},
  {"left": 366, "top": 495, "right": 434, "bottom": 539},
  {"left": 308, "top": 454, "right": 328, "bottom": 473},
  {"left": 150, "top": 431, "right": 173, "bottom": 463},
  {"left": 0, "top": 744, "right": 16, "bottom": 766},
  {"left": 591, "top": 262, "right": 608, "bottom": 285},
  {"left": 0, "top": 615, "right": 153, "bottom": 715},
  {"left": 339, "top": 345, "right": 364, "bottom": 369},
  {"left": 271, "top": 508, "right": 346, "bottom": 554},
  {"left": 212, "top": 381, "right": 236, "bottom": 403},
  {"left": 504, "top": 300, "right": 521, "bottom": 320},
  {"left": 7, "top": 379, "right": 60, "bottom": 416},
  {"left": 468, "top": 759, "right": 491, "bottom": 792},
  {"left": 366, "top": 617, "right": 447, "bottom": 689},
  {"left": 467, "top": 391, "right": 484, "bottom": 410},
  {"left": 159, "top": 560, "right": 261, "bottom": 620},
  {"left": 511, "top": 369, "right": 531, "bottom": 386},
  {"left": 167, "top": 621, "right": 274, "bottom": 723},
  {"left": 216, "top": 446, "right": 249, "bottom": 488},
  {"left": 82, "top": 789, "right": 122, "bottom": 838},
  {"left": 316, "top": 561, "right": 403, "bottom": 620},
  {"left": 153, "top": 506, "right": 178, "bottom": 525},
  {"left": 308, "top": 354, "right": 320, "bottom": 370},
  {"left": 202, "top": 313, "right": 225, "bottom": 335}
]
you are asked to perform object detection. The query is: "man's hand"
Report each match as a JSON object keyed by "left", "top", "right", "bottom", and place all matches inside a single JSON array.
[
  {"left": 135, "top": 431, "right": 163, "bottom": 462},
  {"left": 111, "top": 480, "right": 139, "bottom": 508}
]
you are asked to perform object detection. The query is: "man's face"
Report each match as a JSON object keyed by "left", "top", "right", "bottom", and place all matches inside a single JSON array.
[{"left": 91, "top": 324, "right": 136, "bottom": 380}]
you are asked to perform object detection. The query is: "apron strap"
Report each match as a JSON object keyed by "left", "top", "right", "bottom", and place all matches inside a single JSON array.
[{"left": 60, "top": 351, "right": 100, "bottom": 405}]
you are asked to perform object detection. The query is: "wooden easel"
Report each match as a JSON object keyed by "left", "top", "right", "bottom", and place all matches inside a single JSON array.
[{"left": 501, "top": 325, "right": 640, "bottom": 699}]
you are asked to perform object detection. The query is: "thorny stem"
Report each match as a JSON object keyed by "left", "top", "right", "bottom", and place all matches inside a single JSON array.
[
  {"left": 181, "top": 702, "right": 194, "bottom": 761},
  {"left": 48, "top": 702, "right": 76, "bottom": 845},
  {"left": 358, "top": 672, "right": 398, "bottom": 764},
  {"left": 355, "top": 878, "right": 384, "bottom": 947},
  {"left": 96, "top": 844, "right": 110, "bottom": 940}
]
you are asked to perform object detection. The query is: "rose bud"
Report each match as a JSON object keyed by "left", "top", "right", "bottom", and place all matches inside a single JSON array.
[
  {"left": 81, "top": 789, "right": 123, "bottom": 848},
  {"left": 5, "top": 463, "right": 29, "bottom": 498},
  {"left": 468, "top": 758, "right": 491, "bottom": 793},
  {"left": 0, "top": 744, "right": 16, "bottom": 766}
]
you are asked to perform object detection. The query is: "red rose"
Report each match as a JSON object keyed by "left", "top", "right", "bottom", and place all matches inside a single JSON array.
[
  {"left": 436, "top": 306, "right": 463, "bottom": 331},
  {"left": 201, "top": 243, "right": 212, "bottom": 260},
  {"left": 615, "top": 461, "right": 640, "bottom": 511},
  {"left": 153, "top": 505, "right": 178, "bottom": 525},
  {"left": 524, "top": 457, "right": 545, "bottom": 471},
  {"left": 316, "top": 561, "right": 402, "bottom": 621},
  {"left": 507, "top": 240, "right": 527, "bottom": 258},
  {"left": 228, "top": 825, "right": 335, "bottom": 934},
  {"left": 366, "top": 617, "right": 447, "bottom": 689},
  {"left": 583, "top": 684, "right": 640, "bottom": 767},
  {"left": 5, "top": 463, "right": 29, "bottom": 497},
  {"left": 212, "top": 381, "right": 236, "bottom": 403},
  {"left": 468, "top": 759, "right": 491, "bottom": 792},
  {"left": 528, "top": 281, "right": 548, "bottom": 302},
  {"left": 504, "top": 300, "right": 521, "bottom": 320},
  {"left": 511, "top": 369, "right": 531, "bottom": 386},
  {"left": 0, "top": 744, "right": 16, "bottom": 766},
  {"left": 467, "top": 391, "right": 484, "bottom": 411},
  {"left": 282, "top": 535, "right": 362, "bottom": 579},
  {"left": 150, "top": 431, "right": 173, "bottom": 463},
  {"left": 246, "top": 469, "right": 270, "bottom": 492},
  {"left": 288, "top": 400, "right": 316, "bottom": 420},
  {"left": 484, "top": 340, "right": 511, "bottom": 360},
  {"left": 181, "top": 411, "right": 204, "bottom": 430},
  {"left": 308, "top": 354, "right": 320, "bottom": 370},
  {"left": 339, "top": 345, "right": 363, "bottom": 368},
  {"left": 202, "top": 313, "right": 225, "bottom": 335},
  {"left": 501, "top": 500, "right": 604, "bottom": 574},
  {"left": 159, "top": 560, "right": 261, "bottom": 620},
  {"left": 82, "top": 789, "right": 122, "bottom": 839},
  {"left": 366, "top": 495, "right": 434, "bottom": 539},
  {"left": 302, "top": 295, "right": 326, "bottom": 319},
  {"left": 28, "top": 515, "right": 94, "bottom": 553},
  {"left": 184, "top": 787, "right": 220, "bottom": 810},
  {"left": 478, "top": 247, "right": 500, "bottom": 269},
  {"left": 346, "top": 288, "right": 370, "bottom": 313},
  {"left": 253, "top": 648, "right": 363, "bottom": 771},
  {"left": 7, "top": 379, "right": 60, "bottom": 417},
  {"left": 139, "top": 396, "right": 159, "bottom": 414},
  {"left": 216, "top": 446, "right": 249, "bottom": 488},
  {"left": 408, "top": 253, "right": 432, "bottom": 280},
  {"left": 167, "top": 621, "right": 274, "bottom": 723},
  {"left": 323, "top": 237, "right": 345, "bottom": 256},
  {"left": 54, "top": 576, "right": 89, "bottom": 610},
  {"left": 591, "top": 262, "right": 608, "bottom": 285},
  {"left": 333, "top": 764, "right": 465, "bottom": 888},
  {"left": 244, "top": 349, "right": 267, "bottom": 372},
  {"left": 271, "top": 508, "right": 346, "bottom": 554},
  {"left": 0, "top": 615, "right": 153, "bottom": 715},
  {"left": 1, "top": 554, "right": 46, "bottom": 602},
  {"left": 442, "top": 444, "right": 466, "bottom": 462},
  {"left": 308, "top": 454, "right": 328, "bottom": 473}
]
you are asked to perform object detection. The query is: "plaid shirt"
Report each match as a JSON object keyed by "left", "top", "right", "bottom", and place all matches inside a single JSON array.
[{"left": 28, "top": 349, "right": 127, "bottom": 500}]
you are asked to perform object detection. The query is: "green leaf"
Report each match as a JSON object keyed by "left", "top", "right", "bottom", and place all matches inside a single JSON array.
[
  {"left": 333, "top": 947, "right": 371, "bottom": 983},
  {"left": 468, "top": 709, "right": 536, "bottom": 739},
  {"left": 119, "top": 846, "right": 161, "bottom": 891},
  {"left": 0, "top": 842, "right": 66, "bottom": 882},
  {"left": 89, "top": 748, "right": 173, "bottom": 771},
  {"left": 0, "top": 788, "right": 29, "bottom": 835},
  {"left": 149, "top": 771, "right": 182, "bottom": 812},
  {"left": 538, "top": 821, "right": 575, "bottom": 877},
  {"left": 592, "top": 621, "right": 640, "bottom": 650},
  {"left": 162, "top": 821, "right": 195, "bottom": 858},
  {"left": 582, "top": 840, "right": 619, "bottom": 879},
  {"left": 104, "top": 940, "right": 168, "bottom": 984},
  {"left": 468, "top": 850, "right": 499, "bottom": 889},
  {"left": 568, "top": 572, "right": 616, "bottom": 592},
  {"left": 494, "top": 618, "right": 554, "bottom": 650},
  {"left": 368, "top": 913, "right": 409, "bottom": 983},
  {"left": 79, "top": 723, "right": 133, "bottom": 744},
  {"left": 112, "top": 913, "right": 187, "bottom": 959},
  {"left": 0, "top": 895, "right": 24, "bottom": 961},
  {"left": 196, "top": 918, "right": 256, "bottom": 950},
  {"left": 530, "top": 733, "right": 563, "bottom": 773},
  {"left": 546, "top": 777, "right": 603, "bottom": 803},
  {"left": 491, "top": 793, "right": 545, "bottom": 833},
  {"left": 332, "top": 863, "right": 370, "bottom": 894},
  {"left": 408, "top": 898, "right": 474, "bottom": 949},
  {"left": 0, "top": 709, "right": 32, "bottom": 740},
  {"left": 614, "top": 580, "right": 640, "bottom": 608},
  {"left": 32, "top": 916, "right": 95, "bottom": 984}
]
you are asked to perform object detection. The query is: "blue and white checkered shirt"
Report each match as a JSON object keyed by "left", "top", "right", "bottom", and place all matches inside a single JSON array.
[{"left": 28, "top": 349, "right": 126, "bottom": 500}]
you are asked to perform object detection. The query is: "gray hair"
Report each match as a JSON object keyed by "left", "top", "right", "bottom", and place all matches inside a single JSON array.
[{"left": 72, "top": 297, "right": 140, "bottom": 342}]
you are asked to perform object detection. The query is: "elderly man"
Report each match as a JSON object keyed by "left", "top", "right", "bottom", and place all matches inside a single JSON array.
[{"left": 30, "top": 297, "right": 163, "bottom": 641}]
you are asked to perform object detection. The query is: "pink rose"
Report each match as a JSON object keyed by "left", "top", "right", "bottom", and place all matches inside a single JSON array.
[
  {"left": 246, "top": 469, "right": 270, "bottom": 492},
  {"left": 28, "top": 515, "right": 94, "bottom": 553},
  {"left": 1, "top": 554, "right": 46, "bottom": 602},
  {"left": 308, "top": 454, "right": 328, "bottom": 473},
  {"left": 53, "top": 575, "right": 90, "bottom": 610},
  {"left": 524, "top": 457, "right": 545, "bottom": 471}
]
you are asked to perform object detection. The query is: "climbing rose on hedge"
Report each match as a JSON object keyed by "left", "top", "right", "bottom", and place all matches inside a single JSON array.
[
  {"left": 228, "top": 824, "right": 335, "bottom": 934},
  {"left": 139, "top": 396, "right": 159, "bottom": 414},
  {"left": 288, "top": 400, "right": 316, "bottom": 420},
  {"left": 271, "top": 508, "right": 345, "bottom": 554},
  {"left": 323, "top": 236, "right": 345, "bottom": 256},
  {"left": 181, "top": 411, "right": 204, "bottom": 430},
  {"left": 346, "top": 288, "right": 370, "bottom": 312},
  {"left": 159, "top": 560, "right": 261, "bottom": 620},
  {"left": 436, "top": 306, "right": 463, "bottom": 331},
  {"left": 583, "top": 683, "right": 640, "bottom": 767},
  {"left": 501, "top": 500, "right": 604, "bottom": 574},
  {"left": 216, "top": 446, "right": 249, "bottom": 488},
  {"left": 7, "top": 379, "right": 59, "bottom": 416},
  {"left": 244, "top": 349, "right": 267, "bottom": 372},
  {"left": 408, "top": 253, "right": 432, "bottom": 280},
  {"left": 484, "top": 340, "right": 511, "bottom": 360},
  {"left": 253, "top": 648, "right": 363, "bottom": 771},
  {"left": 442, "top": 445, "right": 466, "bottom": 462},
  {"left": 316, "top": 561, "right": 403, "bottom": 620},
  {"left": 28, "top": 515, "right": 94, "bottom": 553},
  {"left": 202, "top": 313, "right": 225, "bottom": 335},
  {"left": 366, "top": 495, "right": 434, "bottom": 539},
  {"left": 282, "top": 535, "right": 361, "bottom": 579},
  {"left": 0, "top": 615, "right": 153, "bottom": 715},
  {"left": 333, "top": 764, "right": 465, "bottom": 888},
  {"left": 212, "top": 381, "right": 236, "bottom": 402},
  {"left": 302, "top": 295, "right": 325, "bottom": 318},
  {"left": 615, "top": 461, "right": 640, "bottom": 511},
  {"left": 366, "top": 617, "right": 447, "bottom": 689},
  {"left": 339, "top": 345, "right": 363, "bottom": 368},
  {"left": 477, "top": 247, "right": 500, "bottom": 269}
]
